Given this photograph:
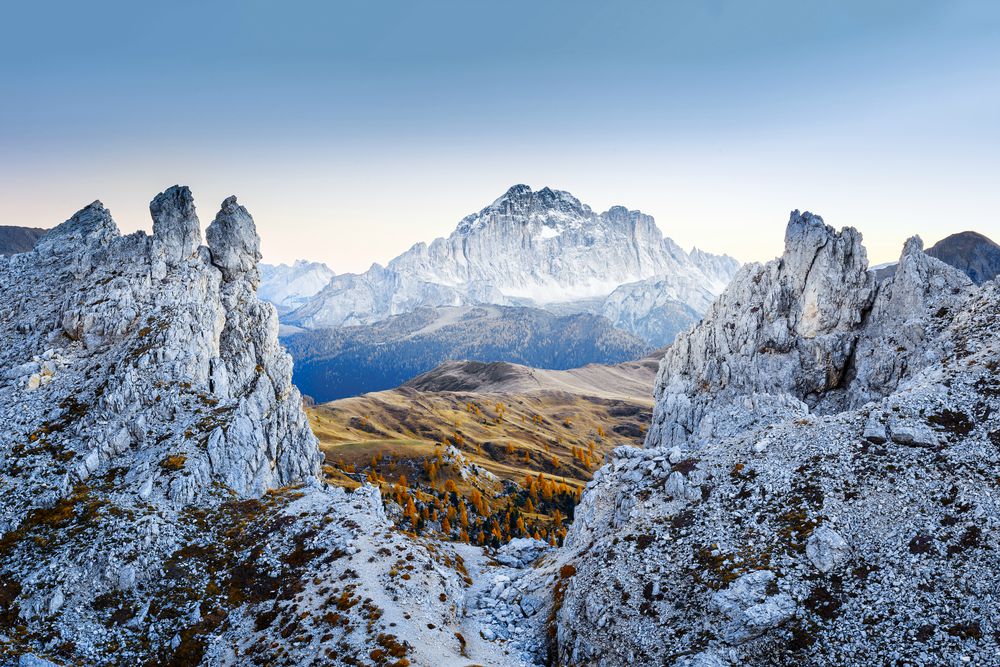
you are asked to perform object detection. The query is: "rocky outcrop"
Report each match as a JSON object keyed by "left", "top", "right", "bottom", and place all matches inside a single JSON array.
[
  {"left": 0, "top": 187, "right": 504, "bottom": 666},
  {"left": 845, "top": 235, "right": 974, "bottom": 408},
  {"left": 645, "top": 211, "right": 974, "bottom": 449},
  {"left": 206, "top": 196, "right": 263, "bottom": 281},
  {"left": 554, "top": 213, "right": 999, "bottom": 665},
  {"left": 1, "top": 185, "right": 319, "bottom": 504},
  {"left": 150, "top": 185, "right": 201, "bottom": 266}
]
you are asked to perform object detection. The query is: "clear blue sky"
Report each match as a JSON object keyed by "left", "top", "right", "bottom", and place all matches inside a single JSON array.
[{"left": 2, "top": 1, "right": 998, "bottom": 271}]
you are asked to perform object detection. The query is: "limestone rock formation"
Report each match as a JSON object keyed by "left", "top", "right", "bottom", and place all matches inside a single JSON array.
[
  {"left": 150, "top": 185, "right": 201, "bottom": 266},
  {"left": 0, "top": 186, "right": 319, "bottom": 504},
  {"left": 0, "top": 187, "right": 512, "bottom": 666},
  {"left": 645, "top": 211, "right": 974, "bottom": 449},
  {"left": 553, "top": 212, "right": 999, "bottom": 665}
]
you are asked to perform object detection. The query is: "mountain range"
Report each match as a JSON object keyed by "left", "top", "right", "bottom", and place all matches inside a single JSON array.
[
  {"left": 261, "top": 192, "right": 1000, "bottom": 401},
  {"left": 275, "top": 185, "right": 740, "bottom": 343},
  {"left": 2, "top": 188, "right": 999, "bottom": 666},
  {"left": 258, "top": 185, "right": 739, "bottom": 397},
  {"left": 258, "top": 260, "right": 335, "bottom": 314},
  {"left": 0, "top": 225, "right": 47, "bottom": 255}
]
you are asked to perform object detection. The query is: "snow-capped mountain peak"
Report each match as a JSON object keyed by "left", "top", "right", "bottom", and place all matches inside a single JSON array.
[
  {"left": 286, "top": 185, "right": 740, "bottom": 339},
  {"left": 456, "top": 184, "right": 591, "bottom": 236}
]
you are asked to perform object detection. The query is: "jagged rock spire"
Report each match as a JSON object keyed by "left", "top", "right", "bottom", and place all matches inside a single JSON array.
[
  {"left": 207, "top": 195, "right": 262, "bottom": 282},
  {"left": 645, "top": 209, "right": 972, "bottom": 449},
  {"left": 34, "top": 200, "right": 119, "bottom": 254},
  {"left": 2, "top": 185, "right": 319, "bottom": 503},
  {"left": 781, "top": 210, "right": 872, "bottom": 338},
  {"left": 150, "top": 185, "right": 200, "bottom": 265}
]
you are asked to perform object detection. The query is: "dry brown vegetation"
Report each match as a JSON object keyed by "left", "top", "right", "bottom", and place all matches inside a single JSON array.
[{"left": 309, "top": 386, "right": 652, "bottom": 546}]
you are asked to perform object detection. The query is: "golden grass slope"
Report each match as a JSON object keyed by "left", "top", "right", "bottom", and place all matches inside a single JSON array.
[{"left": 308, "top": 354, "right": 661, "bottom": 546}]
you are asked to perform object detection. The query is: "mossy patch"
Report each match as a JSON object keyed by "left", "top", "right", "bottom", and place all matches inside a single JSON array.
[{"left": 159, "top": 454, "right": 187, "bottom": 472}]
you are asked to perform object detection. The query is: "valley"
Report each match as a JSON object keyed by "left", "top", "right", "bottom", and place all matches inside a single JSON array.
[
  {"left": 283, "top": 305, "right": 652, "bottom": 402},
  {"left": 308, "top": 355, "right": 661, "bottom": 547}
]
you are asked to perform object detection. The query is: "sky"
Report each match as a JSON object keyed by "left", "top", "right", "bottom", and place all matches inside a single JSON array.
[{"left": 1, "top": 1, "right": 998, "bottom": 272}]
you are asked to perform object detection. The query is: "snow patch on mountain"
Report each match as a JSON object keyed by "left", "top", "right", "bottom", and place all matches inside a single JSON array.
[{"left": 259, "top": 259, "right": 334, "bottom": 314}]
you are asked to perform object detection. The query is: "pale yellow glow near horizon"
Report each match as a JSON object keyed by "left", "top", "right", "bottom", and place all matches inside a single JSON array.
[{"left": 5, "top": 142, "right": 997, "bottom": 276}]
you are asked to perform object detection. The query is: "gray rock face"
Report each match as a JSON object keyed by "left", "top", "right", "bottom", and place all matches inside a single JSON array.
[
  {"left": 495, "top": 537, "right": 551, "bottom": 568},
  {"left": 18, "top": 655, "right": 61, "bottom": 667},
  {"left": 1, "top": 186, "right": 319, "bottom": 502},
  {"left": 645, "top": 212, "right": 974, "bottom": 449},
  {"left": 675, "top": 651, "right": 732, "bottom": 667},
  {"left": 846, "top": 236, "right": 974, "bottom": 409},
  {"left": 150, "top": 185, "right": 200, "bottom": 266},
  {"left": 887, "top": 418, "right": 941, "bottom": 448},
  {"left": 206, "top": 195, "right": 263, "bottom": 282},
  {"left": 0, "top": 187, "right": 501, "bottom": 667},
  {"left": 862, "top": 413, "right": 888, "bottom": 443},
  {"left": 555, "top": 212, "right": 999, "bottom": 665}
]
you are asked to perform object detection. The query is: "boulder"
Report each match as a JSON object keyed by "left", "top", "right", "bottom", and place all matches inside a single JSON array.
[
  {"left": 806, "top": 525, "right": 850, "bottom": 573},
  {"left": 709, "top": 570, "right": 796, "bottom": 643}
]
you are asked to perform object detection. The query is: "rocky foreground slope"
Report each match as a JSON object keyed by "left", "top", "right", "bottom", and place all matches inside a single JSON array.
[
  {"left": 554, "top": 212, "right": 1000, "bottom": 665},
  {"left": 0, "top": 188, "right": 516, "bottom": 666}
]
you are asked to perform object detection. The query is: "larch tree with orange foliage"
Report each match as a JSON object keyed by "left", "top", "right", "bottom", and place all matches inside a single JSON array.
[{"left": 404, "top": 497, "right": 418, "bottom": 527}]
